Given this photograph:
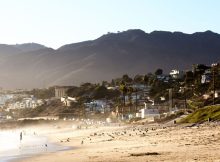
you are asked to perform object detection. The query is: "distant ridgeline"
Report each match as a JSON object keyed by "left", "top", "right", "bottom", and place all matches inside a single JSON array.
[{"left": 0, "top": 30, "right": 220, "bottom": 89}]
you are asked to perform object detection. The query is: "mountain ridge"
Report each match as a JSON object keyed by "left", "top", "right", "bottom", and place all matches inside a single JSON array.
[{"left": 0, "top": 29, "right": 219, "bottom": 89}]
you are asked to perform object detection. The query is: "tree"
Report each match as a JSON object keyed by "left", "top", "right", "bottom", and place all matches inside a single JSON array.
[
  {"left": 143, "top": 74, "right": 149, "bottom": 85},
  {"left": 193, "top": 64, "right": 210, "bottom": 75},
  {"left": 92, "top": 86, "right": 108, "bottom": 99},
  {"left": 110, "top": 79, "right": 116, "bottom": 86},
  {"left": 106, "top": 89, "right": 120, "bottom": 100},
  {"left": 127, "top": 86, "right": 134, "bottom": 113},
  {"left": 154, "top": 68, "right": 163, "bottom": 76},
  {"left": 134, "top": 74, "right": 144, "bottom": 84},
  {"left": 29, "top": 87, "right": 55, "bottom": 99},
  {"left": 192, "top": 64, "right": 211, "bottom": 87},
  {"left": 184, "top": 71, "right": 194, "bottom": 86},
  {"left": 66, "top": 86, "right": 79, "bottom": 97},
  {"left": 101, "top": 81, "right": 109, "bottom": 86},
  {"left": 119, "top": 82, "right": 128, "bottom": 114},
  {"left": 122, "top": 74, "right": 133, "bottom": 83}
]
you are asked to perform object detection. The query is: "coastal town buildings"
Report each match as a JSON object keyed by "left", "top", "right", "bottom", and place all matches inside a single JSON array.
[
  {"left": 0, "top": 94, "right": 14, "bottom": 108},
  {"left": 6, "top": 97, "right": 44, "bottom": 110},
  {"left": 84, "top": 99, "right": 111, "bottom": 113}
]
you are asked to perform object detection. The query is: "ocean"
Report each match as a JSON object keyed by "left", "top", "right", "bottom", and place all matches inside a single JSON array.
[{"left": 0, "top": 129, "right": 69, "bottom": 162}]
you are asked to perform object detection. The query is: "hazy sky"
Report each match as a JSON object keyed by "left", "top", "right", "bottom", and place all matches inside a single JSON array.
[{"left": 0, "top": 0, "right": 219, "bottom": 49}]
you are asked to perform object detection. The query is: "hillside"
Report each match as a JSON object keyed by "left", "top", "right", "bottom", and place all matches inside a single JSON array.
[
  {"left": 13, "top": 43, "right": 47, "bottom": 52},
  {"left": 181, "top": 105, "right": 220, "bottom": 123},
  {"left": 0, "top": 30, "right": 220, "bottom": 89}
]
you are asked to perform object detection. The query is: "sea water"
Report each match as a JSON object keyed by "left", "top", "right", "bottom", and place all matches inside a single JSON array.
[{"left": 0, "top": 129, "right": 69, "bottom": 162}]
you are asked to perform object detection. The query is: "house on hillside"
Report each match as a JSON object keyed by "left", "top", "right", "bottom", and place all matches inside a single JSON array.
[
  {"left": 169, "top": 70, "right": 184, "bottom": 79},
  {"left": 107, "top": 86, "right": 119, "bottom": 90},
  {"left": 139, "top": 108, "right": 160, "bottom": 122},
  {"left": 156, "top": 75, "right": 171, "bottom": 83},
  {"left": 84, "top": 100, "right": 110, "bottom": 113},
  {"left": 201, "top": 69, "right": 212, "bottom": 84},
  {"left": 6, "top": 97, "right": 43, "bottom": 110},
  {"left": 201, "top": 74, "right": 212, "bottom": 84},
  {"left": 61, "top": 96, "right": 77, "bottom": 107},
  {"left": 55, "top": 86, "right": 73, "bottom": 98},
  {"left": 214, "top": 90, "right": 220, "bottom": 98},
  {"left": 132, "top": 83, "right": 146, "bottom": 90}
]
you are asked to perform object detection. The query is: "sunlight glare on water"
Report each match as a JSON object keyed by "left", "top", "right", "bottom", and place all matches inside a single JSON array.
[
  {"left": 0, "top": 128, "right": 70, "bottom": 162},
  {"left": 0, "top": 130, "right": 20, "bottom": 152},
  {"left": 0, "top": 129, "right": 49, "bottom": 161}
]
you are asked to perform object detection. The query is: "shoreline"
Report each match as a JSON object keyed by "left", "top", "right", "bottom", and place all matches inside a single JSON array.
[{"left": 0, "top": 121, "right": 76, "bottom": 162}]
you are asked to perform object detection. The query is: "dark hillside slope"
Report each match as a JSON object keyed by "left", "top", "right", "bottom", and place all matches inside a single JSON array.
[{"left": 0, "top": 30, "right": 219, "bottom": 89}]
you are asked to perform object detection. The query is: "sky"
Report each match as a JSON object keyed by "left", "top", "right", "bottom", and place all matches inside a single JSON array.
[{"left": 0, "top": 0, "right": 219, "bottom": 49}]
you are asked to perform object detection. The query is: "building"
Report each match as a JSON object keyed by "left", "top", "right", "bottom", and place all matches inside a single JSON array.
[
  {"left": 61, "top": 96, "right": 77, "bottom": 107},
  {"left": 201, "top": 74, "right": 212, "bottom": 84},
  {"left": 214, "top": 90, "right": 220, "bottom": 98},
  {"left": 139, "top": 108, "right": 160, "bottom": 121},
  {"left": 84, "top": 100, "right": 110, "bottom": 113},
  {"left": 6, "top": 97, "right": 43, "bottom": 110},
  {"left": 132, "top": 84, "right": 146, "bottom": 90},
  {"left": 55, "top": 86, "right": 72, "bottom": 98},
  {"left": 169, "top": 70, "right": 184, "bottom": 79}
]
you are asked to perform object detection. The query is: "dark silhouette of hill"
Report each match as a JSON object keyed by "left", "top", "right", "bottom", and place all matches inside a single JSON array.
[
  {"left": 0, "top": 43, "right": 47, "bottom": 58},
  {"left": 0, "top": 30, "right": 219, "bottom": 89}
]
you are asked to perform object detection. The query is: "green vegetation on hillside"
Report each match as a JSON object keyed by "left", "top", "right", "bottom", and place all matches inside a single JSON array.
[{"left": 181, "top": 105, "right": 220, "bottom": 123}]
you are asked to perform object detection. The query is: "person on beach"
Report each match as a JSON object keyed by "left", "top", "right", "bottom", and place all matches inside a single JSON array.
[{"left": 20, "top": 132, "right": 23, "bottom": 141}]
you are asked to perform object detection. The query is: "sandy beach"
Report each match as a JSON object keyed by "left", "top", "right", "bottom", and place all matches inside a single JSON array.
[{"left": 10, "top": 120, "right": 220, "bottom": 162}]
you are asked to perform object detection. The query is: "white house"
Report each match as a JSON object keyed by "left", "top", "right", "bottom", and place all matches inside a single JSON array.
[
  {"left": 107, "top": 86, "right": 118, "bottom": 90},
  {"left": 214, "top": 90, "right": 220, "bottom": 98},
  {"left": 136, "top": 112, "right": 141, "bottom": 118},
  {"left": 61, "top": 96, "right": 77, "bottom": 107},
  {"left": 139, "top": 108, "right": 160, "bottom": 122},
  {"left": 201, "top": 74, "right": 212, "bottom": 84},
  {"left": 169, "top": 70, "right": 184, "bottom": 79}
]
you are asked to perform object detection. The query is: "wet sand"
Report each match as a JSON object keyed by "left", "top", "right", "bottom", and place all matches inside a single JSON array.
[{"left": 15, "top": 121, "right": 220, "bottom": 162}]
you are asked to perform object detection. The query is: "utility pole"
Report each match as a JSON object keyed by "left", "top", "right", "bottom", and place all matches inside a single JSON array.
[
  {"left": 183, "top": 87, "right": 187, "bottom": 111},
  {"left": 169, "top": 88, "right": 173, "bottom": 112},
  {"left": 213, "top": 65, "right": 216, "bottom": 105},
  {"left": 135, "top": 88, "right": 138, "bottom": 112}
]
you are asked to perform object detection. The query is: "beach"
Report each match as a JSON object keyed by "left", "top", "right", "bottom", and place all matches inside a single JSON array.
[{"left": 8, "top": 121, "right": 220, "bottom": 162}]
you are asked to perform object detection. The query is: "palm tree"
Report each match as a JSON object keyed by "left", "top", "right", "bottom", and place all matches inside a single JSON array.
[
  {"left": 127, "top": 86, "right": 134, "bottom": 113},
  {"left": 119, "top": 81, "right": 128, "bottom": 115}
]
